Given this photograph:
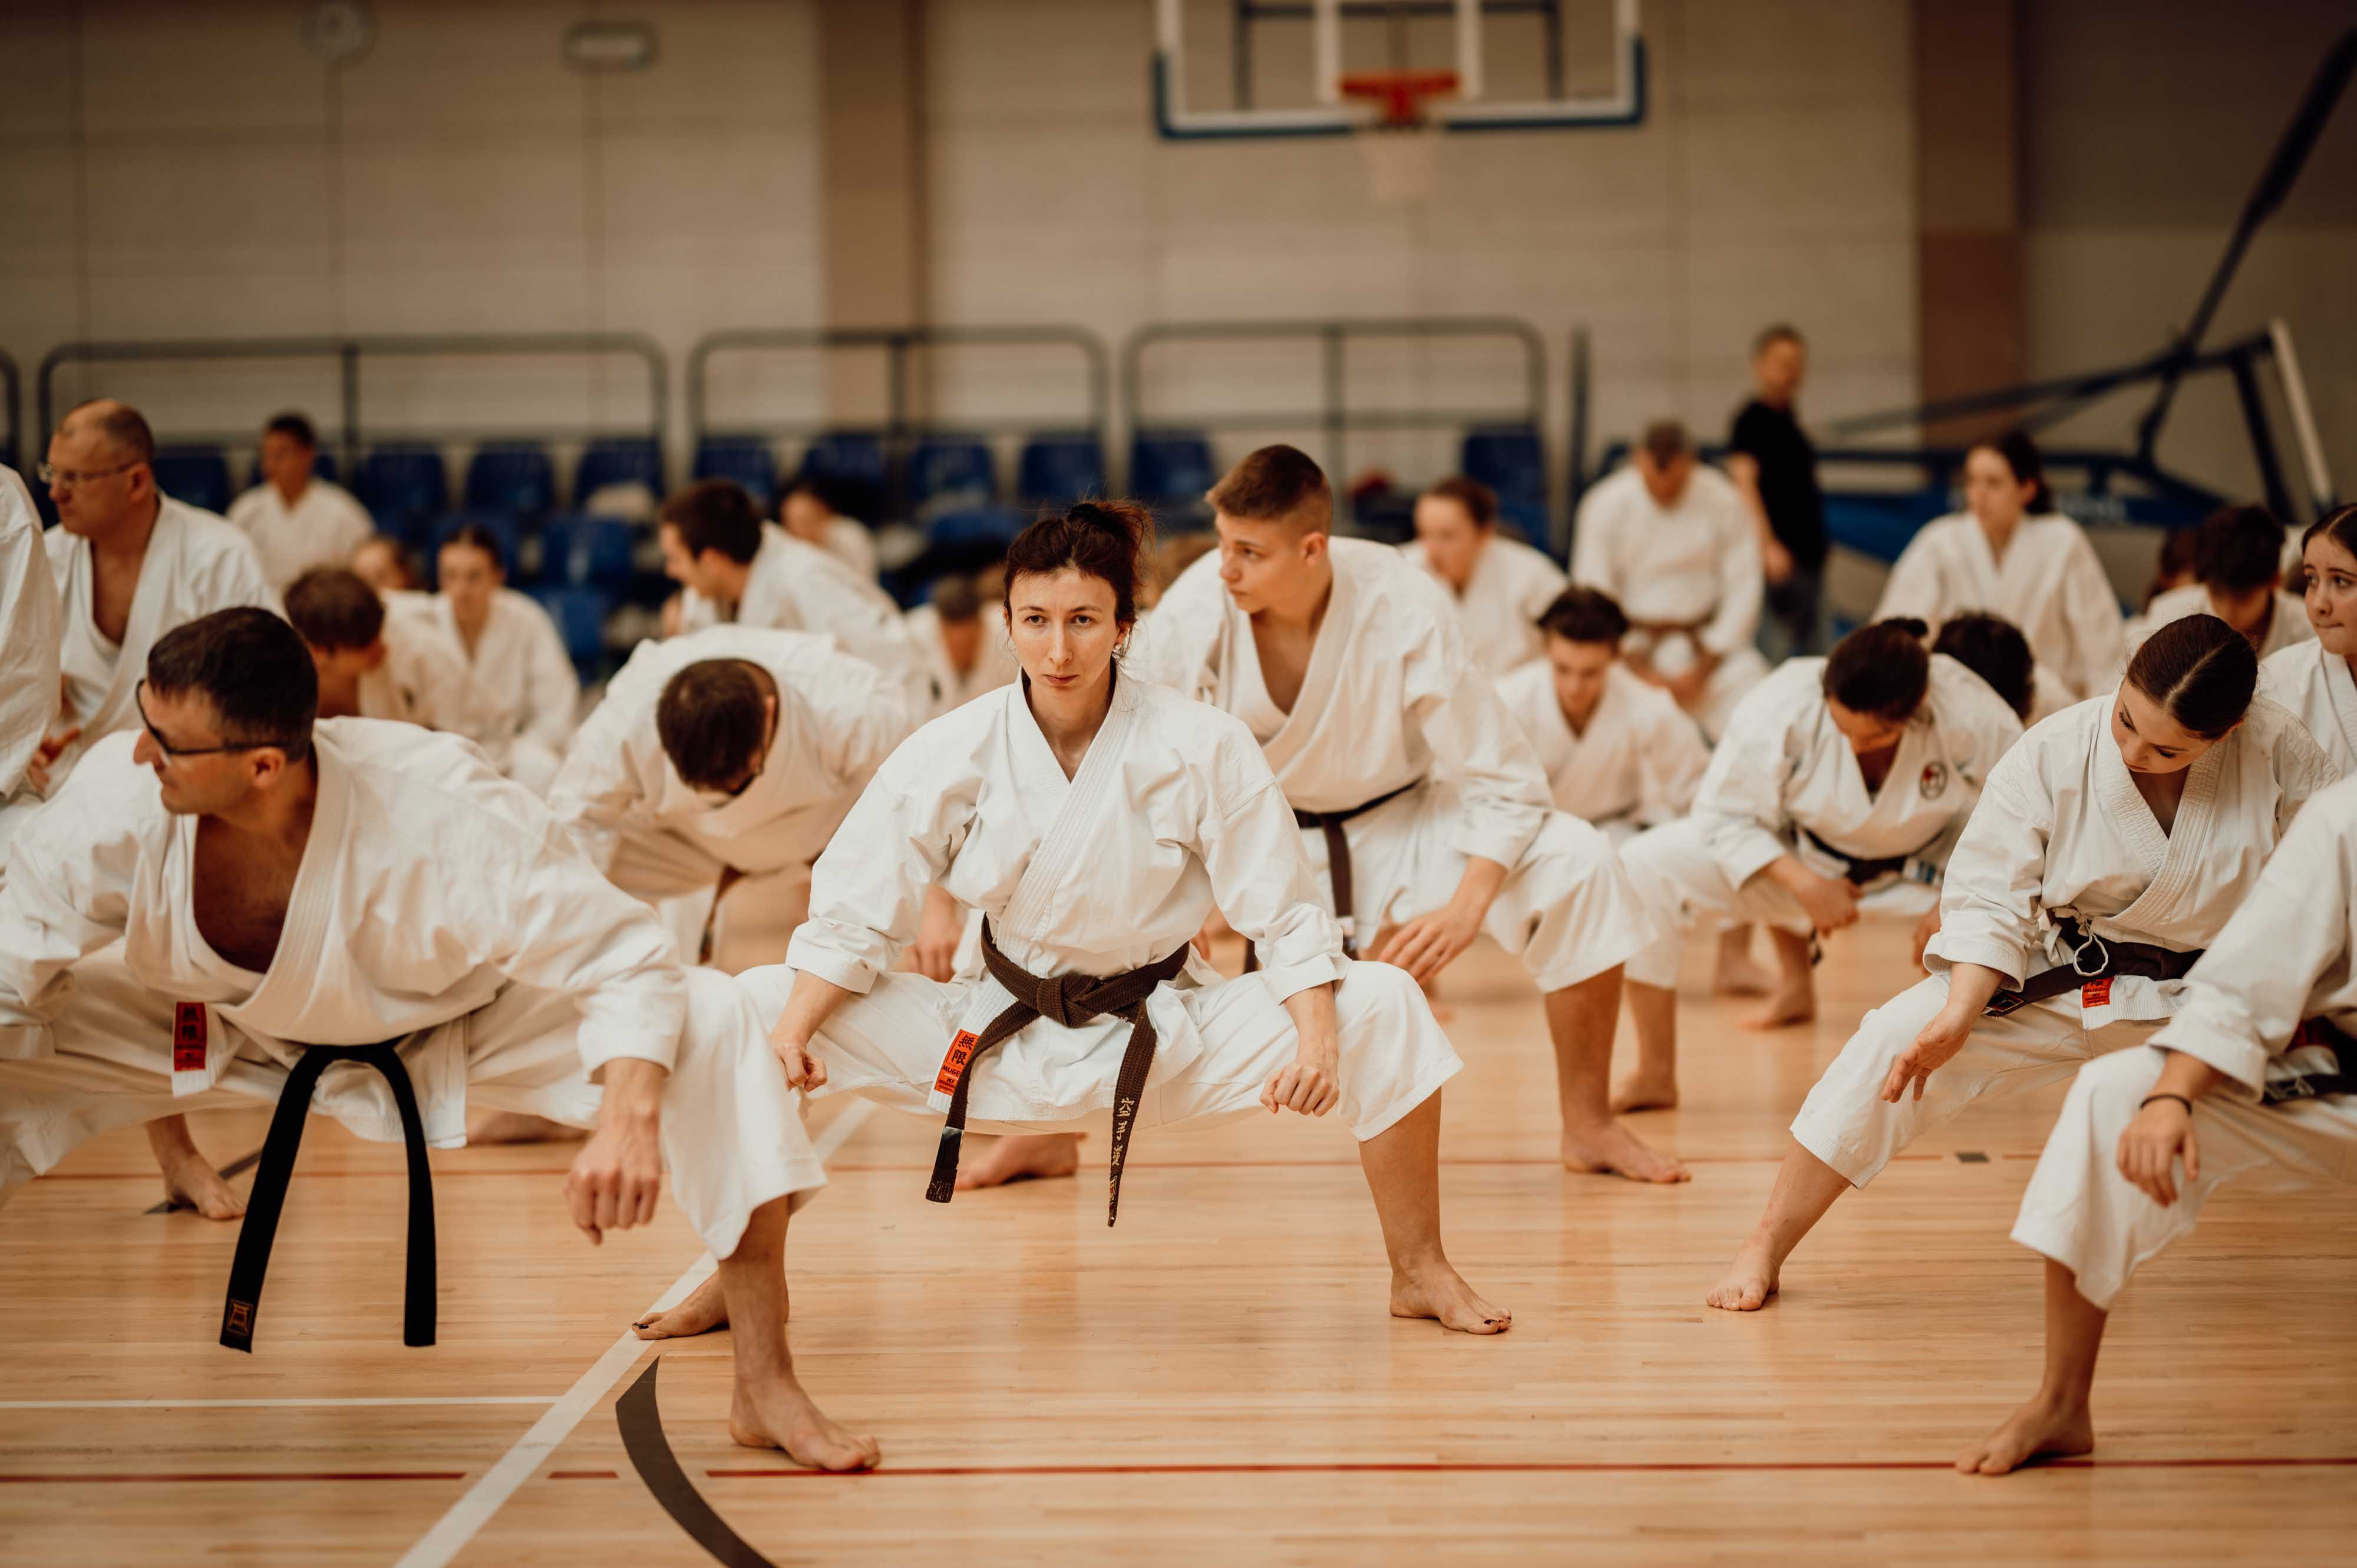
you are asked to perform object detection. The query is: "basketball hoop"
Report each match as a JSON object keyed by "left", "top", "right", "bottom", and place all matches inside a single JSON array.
[{"left": 1341, "top": 70, "right": 1457, "bottom": 207}]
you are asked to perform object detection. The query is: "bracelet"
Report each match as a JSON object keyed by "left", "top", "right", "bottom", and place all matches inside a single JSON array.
[{"left": 2138, "top": 1092, "right": 2195, "bottom": 1115}]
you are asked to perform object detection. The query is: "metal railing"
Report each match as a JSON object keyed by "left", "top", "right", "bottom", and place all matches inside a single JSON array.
[{"left": 37, "top": 334, "right": 671, "bottom": 480}]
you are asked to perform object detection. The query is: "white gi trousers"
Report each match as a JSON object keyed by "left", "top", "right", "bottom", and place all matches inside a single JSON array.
[
  {"left": 0, "top": 946, "right": 821, "bottom": 1260},
  {"left": 2011, "top": 1046, "right": 2357, "bottom": 1308},
  {"left": 1789, "top": 972, "right": 2163, "bottom": 1187},
  {"left": 604, "top": 824, "right": 816, "bottom": 975},
  {"left": 736, "top": 959, "right": 1460, "bottom": 1143},
  {"left": 1314, "top": 783, "right": 1653, "bottom": 995}
]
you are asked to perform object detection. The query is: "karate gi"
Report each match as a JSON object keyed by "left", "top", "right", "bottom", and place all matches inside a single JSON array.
[
  {"left": 813, "top": 517, "right": 879, "bottom": 582},
  {"left": 1401, "top": 534, "right": 1567, "bottom": 681},
  {"left": 348, "top": 603, "right": 509, "bottom": 757},
  {"left": 1494, "top": 658, "right": 1707, "bottom": 844},
  {"left": 1786, "top": 693, "right": 2334, "bottom": 1188},
  {"left": 0, "top": 724, "right": 820, "bottom": 1256},
  {"left": 2013, "top": 775, "right": 2357, "bottom": 1308},
  {"left": 1569, "top": 465, "right": 1769, "bottom": 739},
  {"left": 678, "top": 524, "right": 926, "bottom": 712},
  {"left": 406, "top": 588, "right": 580, "bottom": 793},
  {"left": 2259, "top": 639, "right": 2357, "bottom": 777},
  {"left": 906, "top": 601, "right": 1019, "bottom": 721},
  {"left": 1619, "top": 654, "right": 2025, "bottom": 986},
  {"left": 0, "top": 466, "right": 62, "bottom": 865},
  {"left": 45, "top": 498, "right": 280, "bottom": 793},
  {"left": 734, "top": 673, "right": 1460, "bottom": 1147},
  {"left": 2128, "top": 583, "right": 2313, "bottom": 668},
  {"left": 550, "top": 625, "right": 913, "bottom": 959},
  {"left": 226, "top": 478, "right": 376, "bottom": 593},
  {"left": 1874, "top": 511, "right": 2126, "bottom": 709},
  {"left": 1135, "top": 539, "right": 1652, "bottom": 993}
]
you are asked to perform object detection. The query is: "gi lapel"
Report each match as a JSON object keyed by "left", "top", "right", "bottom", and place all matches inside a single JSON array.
[
  {"left": 2091, "top": 712, "right": 2223, "bottom": 936},
  {"left": 2324, "top": 645, "right": 2357, "bottom": 763},
  {"left": 1251, "top": 552, "right": 1356, "bottom": 782}
]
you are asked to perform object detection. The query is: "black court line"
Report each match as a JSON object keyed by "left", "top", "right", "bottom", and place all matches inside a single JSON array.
[
  {"left": 146, "top": 1147, "right": 265, "bottom": 1214},
  {"left": 616, "top": 1358, "right": 785, "bottom": 1567}
]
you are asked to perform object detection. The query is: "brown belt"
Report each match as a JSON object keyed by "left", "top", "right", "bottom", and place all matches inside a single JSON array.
[
  {"left": 1243, "top": 780, "right": 1419, "bottom": 973},
  {"left": 1625, "top": 615, "right": 1713, "bottom": 638},
  {"left": 926, "top": 918, "right": 1191, "bottom": 1225},
  {"left": 2267, "top": 1015, "right": 2357, "bottom": 1102}
]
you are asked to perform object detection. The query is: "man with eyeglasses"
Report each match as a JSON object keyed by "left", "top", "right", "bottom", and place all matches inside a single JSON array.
[
  {"left": 33, "top": 400, "right": 278, "bottom": 806},
  {"left": 0, "top": 608, "right": 878, "bottom": 1471},
  {"left": 550, "top": 624, "right": 914, "bottom": 978},
  {"left": 0, "top": 462, "right": 62, "bottom": 869}
]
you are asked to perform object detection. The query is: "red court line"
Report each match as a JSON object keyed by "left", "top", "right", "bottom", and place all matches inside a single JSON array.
[
  {"left": 705, "top": 1454, "right": 2357, "bottom": 1480},
  {"left": 549, "top": 1470, "right": 620, "bottom": 1480},
  {"left": 0, "top": 1471, "right": 466, "bottom": 1484}
]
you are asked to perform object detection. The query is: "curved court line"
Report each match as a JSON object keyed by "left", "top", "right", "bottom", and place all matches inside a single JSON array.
[
  {"left": 616, "top": 1358, "right": 780, "bottom": 1567},
  {"left": 389, "top": 1099, "right": 874, "bottom": 1568}
]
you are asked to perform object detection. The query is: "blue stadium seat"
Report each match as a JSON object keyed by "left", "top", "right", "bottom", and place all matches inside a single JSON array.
[
  {"left": 1462, "top": 425, "right": 1546, "bottom": 503},
  {"left": 527, "top": 585, "right": 616, "bottom": 682},
  {"left": 539, "top": 514, "right": 638, "bottom": 589},
  {"left": 794, "top": 431, "right": 889, "bottom": 521},
  {"left": 352, "top": 444, "right": 450, "bottom": 536},
  {"left": 1497, "top": 495, "right": 1551, "bottom": 549},
  {"left": 430, "top": 513, "right": 528, "bottom": 586},
  {"left": 152, "top": 447, "right": 233, "bottom": 515},
  {"left": 1128, "top": 430, "right": 1216, "bottom": 506},
  {"left": 907, "top": 437, "right": 997, "bottom": 511},
  {"left": 692, "top": 437, "right": 780, "bottom": 509},
  {"left": 463, "top": 442, "right": 556, "bottom": 520},
  {"left": 573, "top": 437, "right": 665, "bottom": 506},
  {"left": 926, "top": 507, "right": 1026, "bottom": 552},
  {"left": 1018, "top": 431, "right": 1107, "bottom": 505}
]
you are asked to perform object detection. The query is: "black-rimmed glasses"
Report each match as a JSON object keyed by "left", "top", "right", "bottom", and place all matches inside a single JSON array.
[{"left": 133, "top": 681, "right": 302, "bottom": 761}]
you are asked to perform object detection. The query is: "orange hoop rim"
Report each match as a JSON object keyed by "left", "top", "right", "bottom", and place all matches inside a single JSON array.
[{"left": 1338, "top": 70, "right": 1460, "bottom": 127}]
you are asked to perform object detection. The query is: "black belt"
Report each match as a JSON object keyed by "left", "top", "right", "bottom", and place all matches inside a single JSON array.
[
  {"left": 1798, "top": 824, "right": 1916, "bottom": 887},
  {"left": 1244, "top": 780, "right": 1420, "bottom": 972},
  {"left": 2265, "top": 1015, "right": 2357, "bottom": 1103},
  {"left": 927, "top": 919, "right": 1191, "bottom": 1226},
  {"left": 220, "top": 1039, "right": 436, "bottom": 1353},
  {"left": 1983, "top": 917, "right": 2202, "bottom": 1014}
]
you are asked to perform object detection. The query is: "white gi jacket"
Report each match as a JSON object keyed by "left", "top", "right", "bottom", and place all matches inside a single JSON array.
[
  {"left": 410, "top": 588, "right": 581, "bottom": 764},
  {"left": 1, "top": 465, "right": 60, "bottom": 816},
  {"left": 2259, "top": 639, "right": 2357, "bottom": 777},
  {"left": 906, "top": 600, "right": 1019, "bottom": 721},
  {"left": 226, "top": 478, "right": 376, "bottom": 592},
  {"left": 678, "top": 523, "right": 925, "bottom": 708},
  {"left": 1874, "top": 511, "right": 2126, "bottom": 707},
  {"left": 1400, "top": 534, "right": 1567, "bottom": 679},
  {"left": 1494, "top": 658, "right": 1706, "bottom": 834},
  {"left": 2128, "top": 583, "right": 2313, "bottom": 668},
  {"left": 1570, "top": 464, "right": 1762, "bottom": 659}
]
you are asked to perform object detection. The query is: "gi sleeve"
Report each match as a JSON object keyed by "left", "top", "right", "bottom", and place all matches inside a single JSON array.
[
  {"left": 1922, "top": 741, "right": 2054, "bottom": 988},
  {"left": 787, "top": 733, "right": 977, "bottom": 993},
  {"left": 1635, "top": 697, "right": 1711, "bottom": 826},
  {"left": 486, "top": 828, "right": 688, "bottom": 1077},
  {"left": 544, "top": 668, "right": 656, "bottom": 875},
  {"left": 1871, "top": 532, "right": 1945, "bottom": 626},
  {"left": 0, "top": 763, "right": 145, "bottom": 1058},
  {"left": 2149, "top": 794, "right": 2357, "bottom": 1097},
  {"left": 1199, "top": 724, "right": 1345, "bottom": 1001},
  {"left": 195, "top": 521, "right": 285, "bottom": 618},
  {"left": 1698, "top": 475, "right": 1764, "bottom": 658},
  {"left": 2267, "top": 709, "right": 2341, "bottom": 833},
  {"left": 1691, "top": 682, "right": 1800, "bottom": 887},
  {"left": 0, "top": 473, "right": 61, "bottom": 795},
  {"left": 1402, "top": 601, "right": 1551, "bottom": 869},
  {"left": 1568, "top": 484, "right": 1618, "bottom": 596}
]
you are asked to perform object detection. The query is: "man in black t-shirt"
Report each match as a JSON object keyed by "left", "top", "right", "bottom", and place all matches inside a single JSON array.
[{"left": 1726, "top": 325, "right": 1828, "bottom": 659}]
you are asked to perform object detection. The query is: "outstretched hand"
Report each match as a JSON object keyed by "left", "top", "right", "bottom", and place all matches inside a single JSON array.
[{"left": 1881, "top": 1003, "right": 1974, "bottom": 1103}]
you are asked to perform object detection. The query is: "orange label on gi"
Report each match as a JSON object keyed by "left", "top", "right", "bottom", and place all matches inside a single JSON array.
[
  {"left": 933, "top": 1029, "right": 982, "bottom": 1095},
  {"left": 173, "top": 1002, "right": 208, "bottom": 1074},
  {"left": 2081, "top": 977, "right": 2114, "bottom": 1009}
]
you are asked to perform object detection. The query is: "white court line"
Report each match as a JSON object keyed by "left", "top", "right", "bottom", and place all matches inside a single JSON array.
[
  {"left": 392, "top": 1098, "right": 877, "bottom": 1568},
  {"left": 2, "top": 1397, "right": 558, "bottom": 1410}
]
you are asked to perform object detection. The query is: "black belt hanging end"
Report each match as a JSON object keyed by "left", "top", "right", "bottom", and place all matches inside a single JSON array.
[{"left": 925, "top": 1125, "right": 962, "bottom": 1204}]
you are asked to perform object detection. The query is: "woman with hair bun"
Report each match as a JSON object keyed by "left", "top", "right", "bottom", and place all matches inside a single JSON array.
[
  {"left": 641, "top": 499, "right": 1508, "bottom": 1341},
  {"left": 1707, "top": 613, "right": 2335, "bottom": 1314},
  {"left": 1874, "top": 429, "right": 2127, "bottom": 711}
]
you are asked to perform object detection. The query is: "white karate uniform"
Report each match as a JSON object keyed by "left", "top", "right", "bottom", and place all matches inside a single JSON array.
[
  {"left": 0, "top": 723, "right": 820, "bottom": 1256},
  {"left": 45, "top": 498, "right": 280, "bottom": 793},
  {"left": 349, "top": 606, "right": 509, "bottom": 758},
  {"left": 1874, "top": 511, "right": 2127, "bottom": 709},
  {"left": 226, "top": 478, "right": 377, "bottom": 593},
  {"left": 905, "top": 601, "right": 1019, "bottom": 721},
  {"left": 1619, "top": 655, "right": 2025, "bottom": 988},
  {"left": 814, "top": 517, "right": 879, "bottom": 582},
  {"left": 1135, "top": 539, "right": 1652, "bottom": 992},
  {"left": 2127, "top": 582, "right": 2313, "bottom": 668},
  {"left": 408, "top": 588, "right": 580, "bottom": 794},
  {"left": 2259, "top": 639, "right": 2357, "bottom": 777},
  {"left": 678, "top": 524, "right": 925, "bottom": 711},
  {"left": 1785, "top": 693, "right": 2335, "bottom": 1188},
  {"left": 1494, "top": 658, "right": 1707, "bottom": 843},
  {"left": 2010, "top": 776, "right": 2357, "bottom": 1308},
  {"left": 0, "top": 466, "right": 62, "bottom": 866},
  {"left": 734, "top": 674, "right": 1460, "bottom": 1146},
  {"left": 550, "top": 625, "right": 914, "bottom": 958},
  {"left": 1400, "top": 534, "right": 1567, "bottom": 681},
  {"left": 1569, "top": 465, "right": 1768, "bottom": 740}
]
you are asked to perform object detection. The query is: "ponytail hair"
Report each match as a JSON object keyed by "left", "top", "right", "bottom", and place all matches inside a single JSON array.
[
  {"left": 2124, "top": 613, "right": 2256, "bottom": 740},
  {"left": 1823, "top": 618, "right": 1931, "bottom": 722},
  {"left": 1003, "top": 499, "right": 1156, "bottom": 629}
]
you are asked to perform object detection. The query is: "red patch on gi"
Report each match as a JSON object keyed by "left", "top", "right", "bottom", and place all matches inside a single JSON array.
[
  {"left": 172, "top": 1002, "right": 209, "bottom": 1074},
  {"left": 933, "top": 1029, "right": 982, "bottom": 1095},
  {"left": 2081, "top": 977, "right": 2114, "bottom": 1009}
]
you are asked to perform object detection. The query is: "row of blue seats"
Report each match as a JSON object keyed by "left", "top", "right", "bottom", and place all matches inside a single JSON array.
[{"left": 144, "top": 424, "right": 1553, "bottom": 537}]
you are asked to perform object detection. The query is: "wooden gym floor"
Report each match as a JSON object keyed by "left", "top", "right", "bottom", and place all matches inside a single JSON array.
[{"left": 5, "top": 913, "right": 2355, "bottom": 1566}]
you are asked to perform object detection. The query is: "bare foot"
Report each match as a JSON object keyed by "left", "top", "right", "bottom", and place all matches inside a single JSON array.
[
  {"left": 1955, "top": 1395, "right": 2095, "bottom": 1475},
  {"left": 160, "top": 1151, "right": 247, "bottom": 1220},
  {"left": 1609, "top": 1071, "right": 1680, "bottom": 1114},
  {"left": 634, "top": 1273, "right": 731, "bottom": 1340},
  {"left": 1743, "top": 982, "right": 1815, "bottom": 1031},
  {"left": 466, "top": 1110, "right": 585, "bottom": 1144},
  {"left": 730, "top": 1376, "right": 881, "bottom": 1471},
  {"left": 1713, "top": 929, "right": 1774, "bottom": 997},
  {"left": 955, "top": 1132, "right": 1080, "bottom": 1190},
  {"left": 1562, "top": 1120, "right": 1690, "bottom": 1183},
  {"left": 1704, "top": 1239, "right": 1781, "bottom": 1310},
  {"left": 1389, "top": 1265, "right": 1512, "bottom": 1335}
]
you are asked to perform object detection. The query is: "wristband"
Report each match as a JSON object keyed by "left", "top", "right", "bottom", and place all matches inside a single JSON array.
[{"left": 2138, "top": 1092, "right": 2194, "bottom": 1115}]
